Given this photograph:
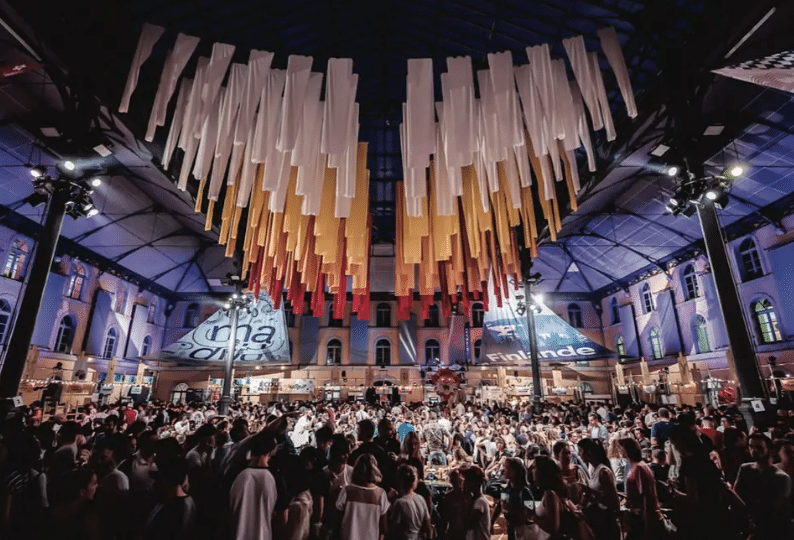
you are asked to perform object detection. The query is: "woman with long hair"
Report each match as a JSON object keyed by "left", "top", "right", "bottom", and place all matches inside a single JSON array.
[
  {"left": 618, "top": 438, "right": 665, "bottom": 540},
  {"left": 607, "top": 437, "right": 628, "bottom": 491},
  {"left": 336, "top": 454, "right": 389, "bottom": 540},
  {"left": 577, "top": 438, "right": 620, "bottom": 540},
  {"left": 499, "top": 457, "right": 534, "bottom": 540},
  {"left": 387, "top": 465, "right": 431, "bottom": 540},
  {"left": 533, "top": 456, "right": 594, "bottom": 540},
  {"left": 551, "top": 440, "right": 587, "bottom": 505}
]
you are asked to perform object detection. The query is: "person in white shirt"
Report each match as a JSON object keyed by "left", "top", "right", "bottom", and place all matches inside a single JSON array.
[
  {"left": 229, "top": 434, "right": 281, "bottom": 540},
  {"left": 388, "top": 464, "right": 431, "bottom": 540},
  {"left": 336, "top": 454, "right": 389, "bottom": 540},
  {"left": 463, "top": 465, "right": 490, "bottom": 540}
]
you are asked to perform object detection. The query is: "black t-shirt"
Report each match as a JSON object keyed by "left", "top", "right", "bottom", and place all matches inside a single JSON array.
[
  {"left": 142, "top": 495, "right": 198, "bottom": 540},
  {"left": 350, "top": 441, "right": 394, "bottom": 488}
]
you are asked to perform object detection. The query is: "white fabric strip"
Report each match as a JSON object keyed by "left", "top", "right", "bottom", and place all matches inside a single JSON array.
[
  {"left": 208, "top": 63, "right": 247, "bottom": 201},
  {"left": 234, "top": 51, "right": 274, "bottom": 146},
  {"left": 562, "top": 35, "right": 603, "bottom": 131},
  {"left": 405, "top": 58, "right": 435, "bottom": 168},
  {"left": 119, "top": 23, "right": 165, "bottom": 113},
  {"left": 162, "top": 78, "right": 191, "bottom": 169},
  {"left": 252, "top": 69, "right": 287, "bottom": 165},
  {"left": 444, "top": 56, "right": 476, "bottom": 166},
  {"left": 177, "top": 57, "right": 209, "bottom": 152},
  {"left": 268, "top": 149, "right": 293, "bottom": 213},
  {"left": 291, "top": 72, "right": 324, "bottom": 170},
  {"left": 277, "top": 55, "right": 314, "bottom": 153},
  {"left": 551, "top": 59, "right": 580, "bottom": 152},
  {"left": 569, "top": 80, "right": 596, "bottom": 172},
  {"left": 192, "top": 86, "right": 223, "bottom": 181},
  {"left": 590, "top": 52, "right": 616, "bottom": 141},
  {"left": 513, "top": 143, "right": 532, "bottom": 188},
  {"left": 433, "top": 119, "right": 455, "bottom": 216},
  {"left": 196, "top": 43, "right": 235, "bottom": 137},
  {"left": 146, "top": 33, "right": 200, "bottom": 141},
  {"left": 527, "top": 44, "right": 561, "bottom": 139},
  {"left": 322, "top": 58, "right": 357, "bottom": 156},
  {"left": 488, "top": 51, "right": 524, "bottom": 148},
  {"left": 236, "top": 130, "right": 258, "bottom": 208},
  {"left": 598, "top": 26, "right": 638, "bottom": 118}
]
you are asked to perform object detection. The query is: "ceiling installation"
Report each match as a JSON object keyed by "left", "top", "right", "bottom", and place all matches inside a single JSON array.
[{"left": 0, "top": 0, "right": 793, "bottom": 302}]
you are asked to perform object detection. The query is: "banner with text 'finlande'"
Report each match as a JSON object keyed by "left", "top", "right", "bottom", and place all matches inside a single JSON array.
[
  {"left": 156, "top": 294, "right": 290, "bottom": 364},
  {"left": 481, "top": 274, "right": 613, "bottom": 365}
]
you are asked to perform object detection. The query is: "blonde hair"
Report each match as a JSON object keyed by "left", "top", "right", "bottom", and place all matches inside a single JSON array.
[
  {"left": 352, "top": 453, "right": 382, "bottom": 486},
  {"left": 607, "top": 436, "right": 623, "bottom": 460}
]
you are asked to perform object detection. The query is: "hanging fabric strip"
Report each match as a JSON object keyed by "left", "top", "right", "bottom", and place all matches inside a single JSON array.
[
  {"left": 598, "top": 26, "right": 638, "bottom": 118},
  {"left": 551, "top": 59, "right": 580, "bottom": 152},
  {"left": 192, "top": 87, "right": 224, "bottom": 181},
  {"left": 406, "top": 58, "right": 436, "bottom": 168},
  {"left": 444, "top": 56, "right": 476, "bottom": 166},
  {"left": 487, "top": 51, "right": 524, "bottom": 149},
  {"left": 119, "top": 23, "right": 165, "bottom": 113},
  {"left": 252, "top": 69, "right": 287, "bottom": 165},
  {"left": 196, "top": 43, "right": 235, "bottom": 137},
  {"left": 277, "top": 55, "right": 314, "bottom": 152},
  {"left": 234, "top": 50, "right": 274, "bottom": 146},
  {"left": 145, "top": 33, "right": 200, "bottom": 141},
  {"left": 590, "top": 52, "right": 616, "bottom": 141},
  {"left": 208, "top": 63, "right": 248, "bottom": 201},
  {"left": 527, "top": 44, "right": 561, "bottom": 139},
  {"left": 162, "top": 78, "right": 191, "bottom": 169},
  {"left": 322, "top": 58, "right": 358, "bottom": 155},
  {"left": 569, "top": 80, "right": 597, "bottom": 172},
  {"left": 562, "top": 35, "right": 604, "bottom": 131}
]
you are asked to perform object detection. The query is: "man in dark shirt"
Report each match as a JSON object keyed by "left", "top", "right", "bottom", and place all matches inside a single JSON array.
[
  {"left": 375, "top": 418, "right": 401, "bottom": 456},
  {"left": 650, "top": 407, "right": 674, "bottom": 447},
  {"left": 349, "top": 419, "right": 393, "bottom": 490}
]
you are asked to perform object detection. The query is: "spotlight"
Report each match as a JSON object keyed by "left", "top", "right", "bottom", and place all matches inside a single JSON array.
[
  {"left": 86, "top": 208, "right": 99, "bottom": 218},
  {"left": 63, "top": 160, "right": 75, "bottom": 171},
  {"left": 533, "top": 293, "right": 544, "bottom": 304},
  {"left": 224, "top": 303, "right": 232, "bottom": 310},
  {"left": 726, "top": 164, "right": 745, "bottom": 178},
  {"left": 29, "top": 165, "right": 46, "bottom": 178},
  {"left": 232, "top": 293, "right": 238, "bottom": 299},
  {"left": 669, "top": 197, "right": 680, "bottom": 207},
  {"left": 667, "top": 166, "right": 679, "bottom": 176},
  {"left": 91, "top": 178, "right": 102, "bottom": 187},
  {"left": 704, "top": 190, "right": 718, "bottom": 201}
]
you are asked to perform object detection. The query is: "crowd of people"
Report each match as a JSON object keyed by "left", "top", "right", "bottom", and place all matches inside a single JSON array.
[{"left": 0, "top": 396, "right": 792, "bottom": 540}]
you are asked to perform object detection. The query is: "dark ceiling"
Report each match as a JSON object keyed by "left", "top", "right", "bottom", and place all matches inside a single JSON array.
[{"left": 0, "top": 0, "right": 793, "bottom": 298}]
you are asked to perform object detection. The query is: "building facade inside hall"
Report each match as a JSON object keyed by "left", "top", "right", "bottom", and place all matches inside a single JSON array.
[{"left": 2, "top": 209, "right": 791, "bottom": 407}]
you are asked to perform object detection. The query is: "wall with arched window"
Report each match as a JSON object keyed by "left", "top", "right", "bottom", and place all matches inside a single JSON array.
[
  {"left": 326, "top": 338, "right": 343, "bottom": 365},
  {"left": 691, "top": 315, "right": 710, "bottom": 354},
  {"left": 375, "top": 338, "right": 392, "bottom": 366},
  {"left": 0, "top": 299, "right": 11, "bottom": 345},
  {"left": 751, "top": 298, "right": 783, "bottom": 344},
  {"left": 736, "top": 237, "right": 764, "bottom": 282},
  {"left": 140, "top": 335, "right": 153, "bottom": 357},
  {"left": 424, "top": 339, "right": 441, "bottom": 365},
  {"left": 649, "top": 327, "right": 664, "bottom": 359},
  {"left": 680, "top": 264, "right": 700, "bottom": 301},
  {"left": 66, "top": 264, "right": 86, "bottom": 301},
  {"left": 102, "top": 327, "right": 119, "bottom": 359},
  {"left": 640, "top": 283, "right": 654, "bottom": 314},
  {"left": 375, "top": 303, "right": 392, "bottom": 327},
  {"left": 567, "top": 303, "right": 583, "bottom": 328}
]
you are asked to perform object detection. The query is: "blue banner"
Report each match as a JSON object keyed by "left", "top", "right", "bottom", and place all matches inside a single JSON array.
[{"left": 481, "top": 274, "right": 613, "bottom": 364}]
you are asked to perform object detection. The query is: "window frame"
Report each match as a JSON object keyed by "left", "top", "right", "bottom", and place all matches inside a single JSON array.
[
  {"left": 0, "top": 300, "right": 10, "bottom": 344},
  {"left": 739, "top": 238, "right": 763, "bottom": 281},
  {"left": 328, "top": 304, "right": 343, "bottom": 327},
  {"left": 611, "top": 297, "right": 620, "bottom": 324},
  {"left": 649, "top": 328, "right": 663, "bottom": 359},
  {"left": 375, "top": 303, "right": 391, "bottom": 327},
  {"left": 473, "top": 339, "right": 482, "bottom": 363},
  {"left": 326, "top": 338, "right": 342, "bottom": 365},
  {"left": 567, "top": 303, "right": 583, "bottom": 328},
  {"left": 141, "top": 335, "right": 152, "bottom": 357},
  {"left": 616, "top": 335, "right": 626, "bottom": 359},
  {"left": 102, "top": 328, "right": 118, "bottom": 359},
  {"left": 66, "top": 265, "right": 85, "bottom": 300},
  {"left": 54, "top": 316, "right": 75, "bottom": 354},
  {"left": 375, "top": 338, "right": 391, "bottom": 366},
  {"left": 692, "top": 315, "right": 710, "bottom": 353},
  {"left": 2, "top": 239, "right": 28, "bottom": 281},
  {"left": 183, "top": 303, "right": 200, "bottom": 328},
  {"left": 753, "top": 299, "right": 782, "bottom": 344},
  {"left": 471, "top": 303, "right": 484, "bottom": 328},
  {"left": 641, "top": 284, "right": 654, "bottom": 314},
  {"left": 682, "top": 264, "right": 699, "bottom": 300},
  {"left": 424, "top": 339, "right": 441, "bottom": 365},
  {"left": 425, "top": 304, "right": 440, "bottom": 327}
]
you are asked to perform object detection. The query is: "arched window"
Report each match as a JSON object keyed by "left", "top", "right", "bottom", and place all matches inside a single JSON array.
[
  {"left": 753, "top": 299, "right": 782, "bottom": 343},
  {"left": 567, "top": 303, "right": 583, "bottom": 328},
  {"left": 682, "top": 264, "right": 699, "bottom": 300},
  {"left": 738, "top": 238, "right": 763, "bottom": 281},
  {"left": 2, "top": 239, "right": 28, "bottom": 280},
  {"left": 649, "top": 328, "right": 663, "bottom": 359},
  {"left": 375, "top": 339, "right": 391, "bottom": 366},
  {"left": 326, "top": 339, "right": 342, "bottom": 365},
  {"left": 641, "top": 284, "right": 654, "bottom": 314},
  {"left": 141, "top": 335, "right": 152, "bottom": 357},
  {"left": 692, "top": 316, "right": 710, "bottom": 353},
  {"left": 376, "top": 303, "right": 391, "bottom": 327},
  {"left": 471, "top": 303, "right": 484, "bottom": 328},
  {"left": 102, "top": 328, "right": 118, "bottom": 359},
  {"left": 284, "top": 302, "right": 295, "bottom": 327},
  {"left": 66, "top": 265, "right": 85, "bottom": 300},
  {"left": 328, "top": 304, "right": 343, "bottom": 327},
  {"left": 425, "top": 339, "right": 441, "bottom": 365},
  {"left": 147, "top": 301, "right": 157, "bottom": 324},
  {"left": 474, "top": 339, "right": 482, "bottom": 363},
  {"left": 183, "top": 303, "right": 200, "bottom": 328},
  {"left": 616, "top": 335, "right": 627, "bottom": 360},
  {"left": 425, "top": 304, "right": 440, "bottom": 327},
  {"left": 54, "top": 316, "right": 75, "bottom": 353},
  {"left": 0, "top": 300, "right": 10, "bottom": 344},
  {"left": 611, "top": 297, "right": 620, "bottom": 324},
  {"left": 115, "top": 285, "right": 127, "bottom": 313}
]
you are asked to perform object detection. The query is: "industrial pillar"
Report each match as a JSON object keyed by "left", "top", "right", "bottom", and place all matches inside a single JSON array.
[
  {"left": 218, "top": 302, "right": 239, "bottom": 415},
  {"left": 696, "top": 200, "right": 766, "bottom": 401},
  {"left": 0, "top": 186, "right": 69, "bottom": 398},
  {"left": 520, "top": 248, "right": 543, "bottom": 413}
]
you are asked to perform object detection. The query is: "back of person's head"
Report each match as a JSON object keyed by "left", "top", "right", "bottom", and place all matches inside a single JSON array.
[
  {"left": 250, "top": 434, "right": 277, "bottom": 457},
  {"left": 50, "top": 466, "right": 96, "bottom": 506},
  {"left": 159, "top": 456, "right": 189, "bottom": 488},
  {"left": 351, "top": 453, "right": 382, "bottom": 486},
  {"left": 357, "top": 419, "right": 375, "bottom": 441},
  {"left": 577, "top": 438, "right": 609, "bottom": 468},
  {"left": 658, "top": 408, "right": 670, "bottom": 420},
  {"left": 194, "top": 423, "right": 216, "bottom": 442},
  {"left": 702, "top": 416, "right": 716, "bottom": 429},
  {"left": 462, "top": 465, "right": 486, "bottom": 491},
  {"left": 551, "top": 440, "right": 569, "bottom": 458},
  {"left": 534, "top": 455, "right": 564, "bottom": 496},
  {"left": 397, "top": 464, "right": 418, "bottom": 494},
  {"left": 617, "top": 437, "right": 642, "bottom": 462},
  {"left": 315, "top": 425, "right": 334, "bottom": 446},
  {"left": 670, "top": 424, "right": 703, "bottom": 455},
  {"left": 58, "top": 421, "right": 80, "bottom": 443},
  {"left": 723, "top": 426, "right": 743, "bottom": 448}
]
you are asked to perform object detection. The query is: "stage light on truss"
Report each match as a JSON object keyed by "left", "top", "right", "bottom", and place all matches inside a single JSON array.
[
  {"left": 29, "top": 165, "right": 47, "bottom": 178},
  {"left": 86, "top": 208, "right": 99, "bottom": 218},
  {"left": 726, "top": 164, "right": 745, "bottom": 179},
  {"left": 667, "top": 166, "right": 679, "bottom": 176},
  {"left": 91, "top": 178, "right": 102, "bottom": 187},
  {"left": 63, "top": 160, "right": 75, "bottom": 171}
]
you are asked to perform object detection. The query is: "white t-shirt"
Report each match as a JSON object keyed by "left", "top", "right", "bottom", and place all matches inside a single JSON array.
[
  {"left": 99, "top": 469, "right": 129, "bottom": 494},
  {"left": 336, "top": 484, "right": 389, "bottom": 540},
  {"left": 389, "top": 493, "right": 429, "bottom": 540},
  {"left": 466, "top": 496, "right": 491, "bottom": 540},
  {"left": 230, "top": 467, "right": 277, "bottom": 540}
]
